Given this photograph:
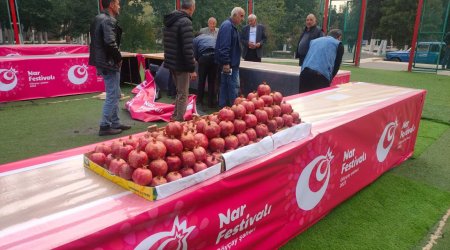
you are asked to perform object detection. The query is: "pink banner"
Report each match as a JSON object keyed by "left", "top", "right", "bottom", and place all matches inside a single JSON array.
[
  {"left": 53, "top": 89, "right": 425, "bottom": 249},
  {"left": 0, "top": 45, "right": 88, "bottom": 56},
  {"left": 0, "top": 54, "right": 104, "bottom": 103},
  {"left": 126, "top": 70, "right": 197, "bottom": 122}
]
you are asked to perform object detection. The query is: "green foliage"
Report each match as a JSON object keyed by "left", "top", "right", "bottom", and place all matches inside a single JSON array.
[{"left": 377, "top": 0, "right": 417, "bottom": 46}]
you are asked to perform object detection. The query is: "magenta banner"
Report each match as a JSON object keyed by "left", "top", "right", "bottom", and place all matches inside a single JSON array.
[
  {"left": 49, "top": 90, "right": 425, "bottom": 249},
  {"left": 0, "top": 54, "right": 104, "bottom": 103},
  {"left": 0, "top": 45, "right": 88, "bottom": 56}
]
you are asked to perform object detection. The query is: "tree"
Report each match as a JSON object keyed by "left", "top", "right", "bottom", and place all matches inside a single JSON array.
[{"left": 364, "top": 0, "right": 383, "bottom": 40}]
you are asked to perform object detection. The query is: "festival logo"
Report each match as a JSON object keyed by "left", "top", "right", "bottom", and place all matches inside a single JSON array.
[
  {"left": 135, "top": 216, "right": 195, "bottom": 250},
  {"left": 296, "top": 148, "right": 334, "bottom": 211},
  {"left": 67, "top": 64, "right": 88, "bottom": 85},
  {"left": 376, "top": 120, "right": 398, "bottom": 162},
  {"left": 0, "top": 67, "right": 18, "bottom": 92}
]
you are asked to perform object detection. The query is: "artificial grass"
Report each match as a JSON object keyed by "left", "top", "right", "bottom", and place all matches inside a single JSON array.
[
  {"left": 411, "top": 119, "right": 449, "bottom": 158},
  {"left": 281, "top": 174, "right": 450, "bottom": 250}
]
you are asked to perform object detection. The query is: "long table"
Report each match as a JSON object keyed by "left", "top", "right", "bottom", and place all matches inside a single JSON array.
[
  {"left": 0, "top": 83, "right": 425, "bottom": 249},
  {"left": 0, "top": 44, "right": 89, "bottom": 57}
]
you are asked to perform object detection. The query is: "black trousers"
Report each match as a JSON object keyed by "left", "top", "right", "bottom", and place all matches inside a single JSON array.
[
  {"left": 299, "top": 68, "right": 331, "bottom": 93},
  {"left": 197, "top": 55, "right": 218, "bottom": 107},
  {"left": 244, "top": 49, "right": 261, "bottom": 62}
]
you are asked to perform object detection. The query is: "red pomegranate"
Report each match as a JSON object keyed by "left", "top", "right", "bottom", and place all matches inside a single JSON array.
[
  {"left": 275, "top": 116, "right": 285, "bottom": 128},
  {"left": 109, "top": 158, "right": 126, "bottom": 175},
  {"left": 267, "top": 119, "right": 278, "bottom": 133},
  {"left": 193, "top": 146, "right": 207, "bottom": 162},
  {"left": 166, "top": 155, "right": 182, "bottom": 172},
  {"left": 118, "top": 163, "right": 134, "bottom": 180},
  {"left": 90, "top": 152, "right": 106, "bottom": 166},
  {"left": 263, "top": 106, "right": 274, "bottom": 119},
  {"left": 272, "top": 91, "right": 283, "bottom": 105},
  {"left": 145, "top": 139, "right": 167, "bottom": 160},
  {"left": 205, "top": 155, "right": 220, "bottom": 167},
  {"left": 195, "top": 119, "right": 208, "bottom": 134},
  {"left": 247, "top": 91, "right": 258, "bottom": 100},
  {"left": 193, "top": 161, "right": 208, "bottom": 173},
  {"left": 291, "top": 111, "right": 301, "bottom": 124},
  {"left": 132, "top": 167, "right": 153, "bottom": 186},
  {"left": 255, "top": 124, "right": 269, "bottom": 138},
  {"left": 236, "top": 133, "right": 250, "bottom": 146},
  {"left": 245, "top": 128, "right": 258, "bottom": 142},
  {"left": 119, "top": 144, "right": 134, "bottom": 160},
  {"left": 257, "top": 82, "right": 271, "bottom": 96},
  {"left": 94, "top": 143, "right": 111, "bottom": 156},
  {"left": 233, "top": 119, "right": 247, "bottom": 134},
  {"left": 224, "top": 135, "right": 239, "bottom": 150},
  {"left": 218, "top": 107, "right": 235, "bottom": 121},
  {"left": 128, "top": 148, "right": 149, "bottom": 169},
  {"left": 204, "top": 121, "right": 221, "bottom": 139},
  {"left": 244, "top": 113, "right": 258, "bottom": 128},
  {"left": 280, "top": 101, "right": 293, "bottom": 115},
  {"left": 282, "top": 114, "right": 294, "bottom": 127},
  {"left": 111, "top": 139, "right": 124, "bottom": 157},
  {"left": 149, "top": 159, "right": 168, "bottom": 176},
  {"left": 251, "top": 97, "right": 265, "bottom": 110},
  {"left": 209, "top": 137, "right": 225, "bottom": 153},
  {"left": 234, "top": 96, "right": 246, "bottom": 105},
  {"left": 180, "top": 131, "right": 196, "bottom": 150},
  {"left": 231, "top": 104, "right": 246, "bottom": 119},
  {"left": 150, "top": 175, "right": 167, "bottom": 187},
  {"left": 164, "top": 137, "right": 183, "bottom": 156},
  {"left": 179, "top": 167, "right": 195, "bottom": 177},
  {"left": 194, "top": 132, "right": 209, "bottom": 149},
  {"left": 138, "top": 135, "right": 151, "bottom": 149},
  {"left": 219, "top": 120, "right": 235, "bottom": 137},
  {"left": 181, "top": 150, "right": 196, "bottom": 168},
  {"left": 105, "top": 153, "right": 114, "bottom": 168},
  {"left": 166, "top": 171, "right": 183, "bottom": 182},
  {"left": 124, "top": 135, "right": 138, "bottom": 148},
  {"left": 260, "top": 94, "right": 273, "bottom": 107},
  {"left": 241, "top": 100, "right": 255, "bottom": 114},
  {"left": 208, "top": 114, "right": 220, "bottom": 124},
  {"left": 254, "top": 109, "right": 269, "bottom": 124},
  {"left": 165, "top": 121, "right": 183, "bottom": 138},
  {"left": 271, "top": 104, "right": 282, "bottom": 117},
  {"left": 155, "top": 132, "right": 168, "bottom": 143}
]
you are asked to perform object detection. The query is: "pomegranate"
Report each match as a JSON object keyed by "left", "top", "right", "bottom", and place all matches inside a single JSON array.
[
  {"left": 125, "top": 135, "right": 138, "bottom": 148},
  {"left": 267, "top": 119, "right": 278, "bottom": 133},
  {"left": 254, "top": 109, "right": 269, "bottom": 124},
  {"left": 179, "top": 167, "right": 195, "bottom": 177},
  {"left": 272, "top": 104, "right": 282, "bottom": 117},
  {"left": 166, "top": 155, "right": 182, "bottom": 172},
  {"left": 150, "top": 175, "right": 167, "bottom": 187},
  {"left": 260, "top": 94, "right": 273, "bottom": 107},
  {"left": 149, "top": 159, "right": 168, "bottom": 176},
  {"left": 128, "top": 148, "right": 149, "bottom": 169},
  {"left": 165, "top": 121, "right": 183, "bottom": 138},
  {"left": 234, "top": 96, "right": 246, "bottom": 105},
  {"left": 194, "top": 132, "right": 209, "bottom": 149},
  {"left": 257, "top": 82, "right": 271, "bottom": 96},
  {"left": 291, "top": 111, "right": 301, "bottom": 124},
  {"left": 236, "top": 133, "right": 250, "bottom": 146},
  {"left": 255, "top": 124, "right": 269, "bottom": 138},
  {"left": 204, "top": 121, "right": 221, "bottom": 139},
  {"left": 245, "top": 128, "right": 258, "bottom": 142},
  {"left": 205, "top": 155, "right": 220, "bottom": 167},
  {"left": 138, "top": 135, "right": 151, "bottom": 149},
  {"left": 181, "top": 150, "right": 196, "bottom": 168},
  {"left": 195, "top": 119, "right": 208, "bottom": 134},
  {"left": 212, "top": 151, "right": 222, "bottom": 159},
  {"left": 209, "top": 137, "right": 225, "bottom": 153},
  {"left": 241, "top": 100, "right": 255, "bottom": 114},
  {"left": 111, "top": 139, "right": 123, "bottom": 157},
  {"left": 166, "top": 171, "right": 183, "bottom": 182},
  {"left": 155, "top": 132, "right": 168, "bottom": 143},
  {"left": 145, "top": 139, "right": 167, "bottom": 160},
  {"left": 105, "top": 153, "right": 114, "bottom": 168},
  {"left": 193, "top": 161, "right": 208, "bottom": 173},
  {"left": 224, "top": 135, "right": 239, "bottom": 150},
  {"left": 95, "top": 143, "right": 111, "bottom": 155},
  {"left": 109, "top": 158, "right": 126, "bottom": 175},
  {"left": 132, "top": 167, "right": 153, "bottom": 186},
  {"left": 164, "top": 137, "right": 183, "bottom": 156},
  {"left": 247, "top": 91, "right": 258, "bottom": 100},
  {"left": 275, "top": 116, "right": 285, "bottom": 128},
  {"left": 244, "top": 113, "right": 258, "bottom": 128},
  {"left": 118, "top": 163, "right": 133, "bottom": 180},
  {"left": 233, "top": 119, "right": 247, "bottom": 134},
  {"left": 280, "top": 101, "right": 293, "bottom": 115},
  {"left": 193, "top": 146, "right": 207, "bottom": 162},
  {"left": 282, "top": 114, "right": 294, "bottom": 127},
  {"left": 119, "top": 144, "right": 134, "bottom": 160},
  {"left": 208, "top": 114, "right": 220, "bottom": 124},
  {"left": 263, "top": 106, "right": 274, "bottom": 119},
  {"left": 218, "top": 107, "right": 235, "bottom": 121},
  {"left": 272, "top": 91, "right": 283, "bottom": 105},
  {"left": 219, "top": 120, "right": 235, "bottom": 137},
  {"left": 90, "top": 152, "right": 106, "bottom": 166},
  {"left": 180, "top": 131, "right": 196, "bottom": 150},
  {"left": 251, "top": 97, "right": 265, "bottom": 110},
  {"left": 231, "top": 104, "right": 246, "bottom": 119}
]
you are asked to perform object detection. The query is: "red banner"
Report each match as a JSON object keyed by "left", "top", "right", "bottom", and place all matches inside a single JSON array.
[
  {"left": 0, "top": 55, "right": 104, "bottom": 103},
  {"left": 0, "top": 45, "right": 88, "bottom": 57},
  {"left": 126, "top": 70, "right": 197, "bottom": 122}
]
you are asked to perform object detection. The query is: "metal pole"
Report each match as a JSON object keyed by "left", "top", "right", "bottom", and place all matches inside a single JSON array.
[
  {"left": 8, "top": 0, "right": 20, "bottom": 44},
  {"left": 323, "top": 0, "right": 330, "bottom": 34},
  {"left": 99, "top": 0, "right": 103, "bottom": 12},
  {"left": 354, "top": 0, "right": 367, "bottom": 67},
  {"left": 176, "top": 0, "right": 180, "bottom": 10},
  {"left": 408, "top": 0, "right": 424, "bottom": 72},
  {"left": 248, "top": 0, "right": 253, "bottom": 15}
]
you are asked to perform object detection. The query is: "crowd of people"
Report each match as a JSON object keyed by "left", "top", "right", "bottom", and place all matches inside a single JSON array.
[{"left": 89, "top": 0, "right": 344, "bottom": 135}]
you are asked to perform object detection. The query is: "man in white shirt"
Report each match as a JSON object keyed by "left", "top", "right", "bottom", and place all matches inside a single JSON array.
[
  {"left": 199, "top": 17, "right": 219, "bottom": 38},
  {"left": 240, "top": 14, "right": 267, "bottom": 62}
]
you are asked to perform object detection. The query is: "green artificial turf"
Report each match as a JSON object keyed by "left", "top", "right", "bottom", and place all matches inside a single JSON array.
[
  {"left": 410, "top": 119, "right": 449, "bottom": 158},
  {"left": 281, "top": 174, "right": 450, "bottom": 250}
]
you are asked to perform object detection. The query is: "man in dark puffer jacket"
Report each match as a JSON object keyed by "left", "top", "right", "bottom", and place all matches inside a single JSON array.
[{"left": 163, "top": 0, "right": 197, "bottom": 121}]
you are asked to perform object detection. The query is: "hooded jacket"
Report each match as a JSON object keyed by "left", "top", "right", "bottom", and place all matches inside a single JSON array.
[
  {"left": 163, "top": 10, "right": 195, "bottom": 72},
  {"left": 89, "top": 10, "right": 122, "bottom": 71}
]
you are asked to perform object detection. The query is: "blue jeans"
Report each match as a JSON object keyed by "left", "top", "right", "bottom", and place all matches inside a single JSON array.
[
  {"left": 99, "top": 68, "right": 121, "bottom": 127},
  {"left": 219, "top": 67, "right": 240, "bottom": 108}
]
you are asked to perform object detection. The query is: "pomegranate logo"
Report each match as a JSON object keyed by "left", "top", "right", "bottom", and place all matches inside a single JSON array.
[
  {"left": 135, "top": 216, "right": 195, "bottom": 250},
  {"left": 0, "top": 67, "right": 18, "bottom": 92},
  {"left": 376, "top": 120, "right": 398, "bottom": 162},
  {"left": 67, "top": 64, "right": 88, "bottom": 85},
  {"left": 296, "top": 148, "right": 334, "bottom": 211}
]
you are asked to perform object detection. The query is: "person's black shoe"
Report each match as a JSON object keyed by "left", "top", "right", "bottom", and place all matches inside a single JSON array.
[
  {"left": 112, "top": 124, "right": 131, "bottom": 130},
  {"left": 99, "top": 126, "right": 122, "bottom": 136}
]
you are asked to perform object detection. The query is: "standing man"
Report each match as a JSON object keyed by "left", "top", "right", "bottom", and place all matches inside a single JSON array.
[
  {"left": 299, "top": 29, "right": 344, "bottom": 93},
  {"left": 89, "top": 0, "right": 131, "bottom": 136},
  {"left": 240, "top": 14, "right": 267, "bottom": 62},
  {"left": 163, "top": 0, "right": 197, "bottom": 122},
  {"left": 215, "top": 7, "right": 245, "bottom": 108},
  {"left": 295, "top": 14, "right": 324, "bottom": 66},
  {"left": 441, "top": 31, "right": 450, "bottom": 70},
  {"left": 193, "top": 33, "right": 218, "bottom": 109},
  {"left": 199, "top": 17, "right": 219, "bottom": 38}
]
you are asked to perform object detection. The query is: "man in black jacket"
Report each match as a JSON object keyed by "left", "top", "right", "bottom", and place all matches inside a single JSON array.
[
  {"left": 295, "top": 14, "right": 324, "bottom": 66},
  {"left": 89, "top": 0, "right": 131, "bottom": 136},
  {"left": 240, "top": 14, "right": 267, "bottom": 62},
  {"left": 163, "top": 0, "right": 197, "bottom": 122}
]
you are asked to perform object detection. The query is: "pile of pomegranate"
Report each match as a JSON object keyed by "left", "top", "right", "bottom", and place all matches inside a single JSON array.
[{"left": 88, "top": 82, "right": 301, "bottom": 188}]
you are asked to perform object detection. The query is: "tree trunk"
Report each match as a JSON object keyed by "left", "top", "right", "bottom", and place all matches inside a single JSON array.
[
  {"left": 0, "top": 27, "right": 3, "bottom": 44},
  {"left": 38, "top": 31, "right": 43, "bottom": 44},
  {"left": 44, "top": 32, "right": 48, "bottom": 44}
]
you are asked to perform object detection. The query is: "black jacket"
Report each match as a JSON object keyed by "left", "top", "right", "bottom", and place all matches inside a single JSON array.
[
  {"left": 295, "top": 25, "right": 323, "bottom": 59},
  {"left": 89, "top": 10, "right": 122, "bottom": 71},
  {"left": 240, "top": 24, "right": 267, "bottom": 59},
  {"left": 163, "top": 10, "right": 195, "bottom": 72}
]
